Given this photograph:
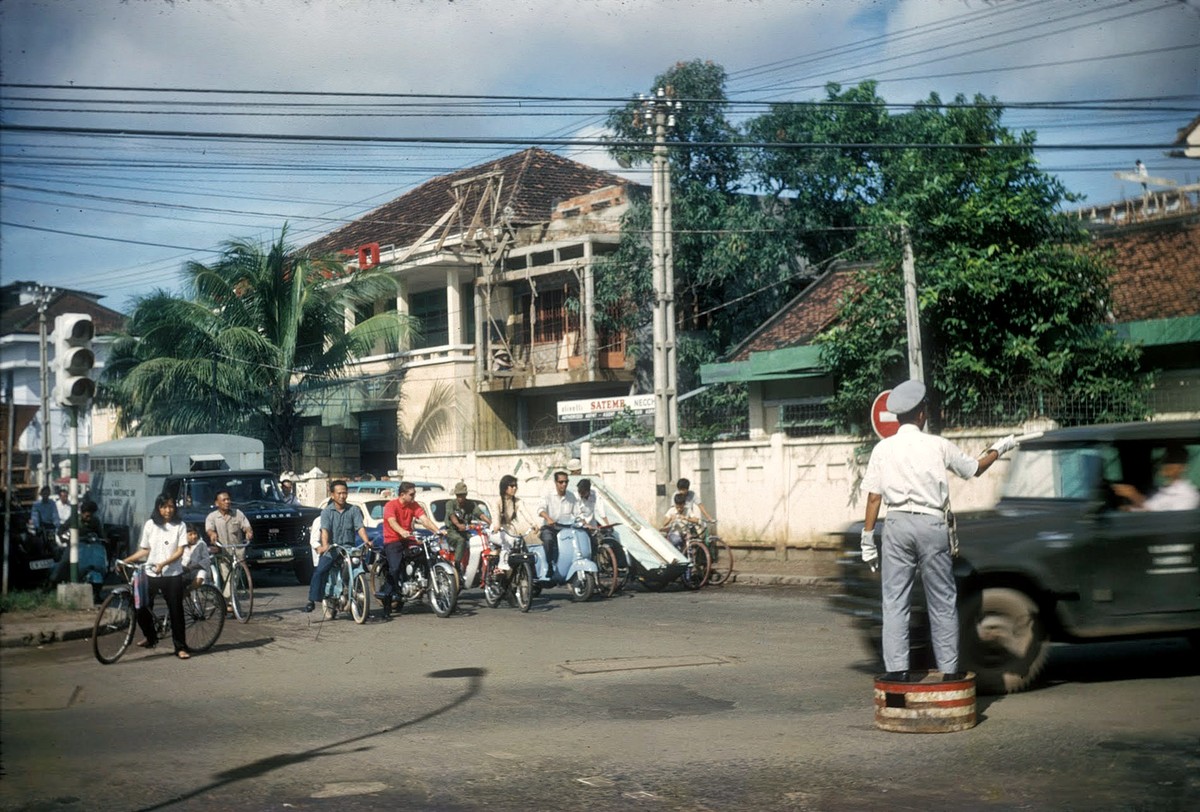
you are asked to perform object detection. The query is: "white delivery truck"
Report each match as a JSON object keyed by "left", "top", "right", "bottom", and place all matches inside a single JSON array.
[{"left": 90, "top": 434, "right": 321, "bottom": 583}]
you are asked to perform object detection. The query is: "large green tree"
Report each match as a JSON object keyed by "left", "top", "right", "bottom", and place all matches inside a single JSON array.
[
  {"left": 601, "top": 60, "right": 806, "bottom": 393},
  {"left": 746, "top": 82, "right": 1148, "bottom": 430},
  {"left": 101, "top": 226, "right": 414, "bottom": 469}
]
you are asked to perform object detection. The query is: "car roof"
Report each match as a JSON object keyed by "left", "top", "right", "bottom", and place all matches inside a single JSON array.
[{"left": 1024, "top": 419, "right": 1200, "bottom": 447}]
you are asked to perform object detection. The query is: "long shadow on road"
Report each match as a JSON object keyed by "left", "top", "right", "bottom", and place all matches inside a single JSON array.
[{"left": 133, "top": 666, "right": 487, "bottom": 812}]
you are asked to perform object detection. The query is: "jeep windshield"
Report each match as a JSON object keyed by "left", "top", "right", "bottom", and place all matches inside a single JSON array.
[
  {"left": 1001, "top": 445, "right": 1112, "bottom": 500},
  {"left": 181, "top": 475, "right": 287, "bottom": 509}
]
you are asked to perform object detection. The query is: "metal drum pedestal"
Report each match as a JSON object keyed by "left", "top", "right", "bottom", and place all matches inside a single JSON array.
[{"left": 874, "top": 671, "right": 976, "bottom": 733}]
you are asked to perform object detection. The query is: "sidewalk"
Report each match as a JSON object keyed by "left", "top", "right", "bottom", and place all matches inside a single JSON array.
[{"left": 0, "top": 564, "right": 836, "bottom": 649}]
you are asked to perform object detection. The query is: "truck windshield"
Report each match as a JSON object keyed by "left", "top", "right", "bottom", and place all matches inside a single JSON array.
[
  {"left": 185, "top": 476, "right": 286, "bottom": 508},
  {"left": 1002, "top": 445, "right": 1111, "bottom": 500}
]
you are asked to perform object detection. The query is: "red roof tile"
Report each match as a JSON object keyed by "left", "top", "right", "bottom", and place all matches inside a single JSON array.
[
  {"left": 728, "top": 264, "right": 862, "bottom": 362},
  {"left": 1096, "top": 214, "right": 1200, "bottom": 322}
]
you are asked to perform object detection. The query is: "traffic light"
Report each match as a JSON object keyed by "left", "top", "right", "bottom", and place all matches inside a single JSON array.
[{"left": 53, "top": 313, "right": 95, "bottom": 407}]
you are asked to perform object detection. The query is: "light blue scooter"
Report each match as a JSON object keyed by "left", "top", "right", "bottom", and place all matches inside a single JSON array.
[{"left": 530, "top": 519, "right": 599, "bottom": 602}]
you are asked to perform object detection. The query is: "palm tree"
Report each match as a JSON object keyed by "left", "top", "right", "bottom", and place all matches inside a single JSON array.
[{"left": 101, "top": 225, "right": 415, "bottom": 470}]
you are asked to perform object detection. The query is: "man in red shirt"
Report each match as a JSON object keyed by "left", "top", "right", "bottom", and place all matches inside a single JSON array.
[{"left": 378, "top": 481, "right": 443, "bottom": 617}]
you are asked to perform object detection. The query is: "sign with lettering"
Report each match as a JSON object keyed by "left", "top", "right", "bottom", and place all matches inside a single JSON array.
[{"left": 557, "top": 394, "right": 655, "bottom": 423}]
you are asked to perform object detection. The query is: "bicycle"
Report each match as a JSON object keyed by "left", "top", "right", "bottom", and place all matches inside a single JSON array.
[
  {"left": 209, "top": 541, "right": 254, "bottom": 622},
  {"left": 92, "top": 560, "right": 226, "bottom": 664},
  {"left": 697, "top": 520, "right": 734, "bottom": 586},
  {"left": 590, "top": 523, "right": 625, "bottom": 598},
  {"left": 645, "top": 523, "right": 711, "bottom": 591},
  {"left": 318, "top": 541, "right": 373, "bottom": 624}
]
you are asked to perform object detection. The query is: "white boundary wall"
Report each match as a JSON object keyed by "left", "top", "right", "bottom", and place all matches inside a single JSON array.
[{"left": 392, "top": 428, "right": 1015, "bottom": 561}]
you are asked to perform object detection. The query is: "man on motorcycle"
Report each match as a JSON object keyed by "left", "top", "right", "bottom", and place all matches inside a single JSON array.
[
  {"left": 30, "top": 486, "right": 60, "bottom": 536},
  {"left": 444, "top": 482, "right": 487, "bottom": 575},
  {"left": 379, "top": 481, "right": 443, "bottom": 617},
  {"left": 305, "top": 480, "right": 371, "bottom": 613},
  {"left": 537, "top": 471, "right": 577, "bottom": 568}
]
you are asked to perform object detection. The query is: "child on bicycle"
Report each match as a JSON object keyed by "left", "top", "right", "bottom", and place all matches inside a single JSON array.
[
  {"left": 662, "top": 492, "right": 701, "bottom": 550},
  {"left": 180, "top": 523, "right": 211, "bottom": 590}
]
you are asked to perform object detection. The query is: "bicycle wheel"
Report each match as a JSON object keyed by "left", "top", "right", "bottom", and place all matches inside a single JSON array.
[
  {"left": 512, "top": 560, "right": 534, "bottom": 613},
  {"left": 350, "top": 572, "right": 370, "bottom": 624},
  {"left": 229, "top": 561, "right": 254, "bottom": 623},
  {"left": 183, "top": 584, "right": 226, "bottom": 652},
  {"left": 429, "top": 562, "right": 458, "bottom": 618},
  {"left": 681, "top": 540, "right": 711, "bottom": 590},
  {"left": 706, "top": 536, "right": 734, "bottom": 586},
  {"left": 92, "top": 589, "right": 136, "bottom": 665},
  {"left": 482, "top": 556, "right": 505, "bottom": 608},
  {"left": 594, "top": 542, "right": 619, "bottom": 598}
]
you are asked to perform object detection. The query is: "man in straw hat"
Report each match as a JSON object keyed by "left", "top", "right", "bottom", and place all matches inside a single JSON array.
[{"left": 860, "top": 379, "right": 1018, "bottom": 682}]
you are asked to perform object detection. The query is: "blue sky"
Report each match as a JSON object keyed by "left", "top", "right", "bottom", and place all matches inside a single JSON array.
[{"left": 2, "top": 0, "right": 1197, "bottom": 312}]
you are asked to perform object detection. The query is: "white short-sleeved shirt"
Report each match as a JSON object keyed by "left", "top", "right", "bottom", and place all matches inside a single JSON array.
[
  {"left": 861, "top": 423, "right": 979, "bottom": 513},
  {"left": 575, "top": 491, "right": 609, "bottom": 525},
  {"left": 139, "top": 520, "right": 186, "bottom": 577},
  {"left": 1141, "top": 479, "right": 1200, "bottom": 512},
  {"left": 539, "top": 489, "right": 578, "bottom": 524}
]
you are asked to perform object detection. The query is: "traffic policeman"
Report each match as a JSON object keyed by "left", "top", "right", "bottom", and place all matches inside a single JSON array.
[{"left": 860, "top": 380, "right": 1017, "bottom": 682}]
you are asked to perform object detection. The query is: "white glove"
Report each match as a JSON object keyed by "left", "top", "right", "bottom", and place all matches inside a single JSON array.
[
  {"left": 988, "top": 434, "right": 1017, "bottom": 457},
  {"left": 860, "top": 528, "right": 879, "bottom": 571}
]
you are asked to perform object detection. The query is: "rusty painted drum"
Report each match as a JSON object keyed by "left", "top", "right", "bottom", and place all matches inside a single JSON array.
[{"left": 874, "top": 672, "right": 977, "bottom": 733}]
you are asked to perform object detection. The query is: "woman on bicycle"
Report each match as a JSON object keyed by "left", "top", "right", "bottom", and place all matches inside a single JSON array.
[
  {"left": 121, "top": 494, "right": 190, "bottom": 659},
  {"left": 493, "top": 475, "right": 534, "bottom": 571}
]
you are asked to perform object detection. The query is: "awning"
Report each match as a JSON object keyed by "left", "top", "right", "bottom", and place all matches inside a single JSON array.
[{"left": 700, "top": 344, "right": 826, "bottom": 385}]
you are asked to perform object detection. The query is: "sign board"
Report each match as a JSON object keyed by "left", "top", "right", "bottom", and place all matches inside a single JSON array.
[
  {"left": 870, "top": 390, "right": 900, "bottom": 440},
  {"left": 557, "top": 394, "right": 655, "bottom": 423}
]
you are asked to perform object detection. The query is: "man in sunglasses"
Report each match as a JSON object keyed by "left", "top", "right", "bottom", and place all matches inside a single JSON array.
[{"left": 536, "top": 471, "right": 577, "bottom": 570}]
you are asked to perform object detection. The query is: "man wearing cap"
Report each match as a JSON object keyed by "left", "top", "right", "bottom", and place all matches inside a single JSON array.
[
  {"left": 860, "top": 379, "right": 1017, "bottom": 682},
  {"left": 444, "top": 481, "right": 488, "bottom": 573}
]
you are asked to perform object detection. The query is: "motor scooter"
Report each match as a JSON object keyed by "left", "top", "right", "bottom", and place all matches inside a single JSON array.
[{"left": 530, "top": 519, "right": 599, "bottom": 602}]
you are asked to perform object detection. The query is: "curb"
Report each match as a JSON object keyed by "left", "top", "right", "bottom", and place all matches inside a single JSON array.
[
  {"left": 730, "top": 573, "right": 837, "bottom": 587},
  {"left": 1, "top": 623, "right": 94, "bottom": 649}
]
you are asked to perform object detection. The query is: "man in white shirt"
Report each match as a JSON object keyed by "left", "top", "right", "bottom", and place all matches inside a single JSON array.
[
  {"left": 860, "top": 380, "right": 1015, "bottom": 683},
  {"left": 537, "top": 471, "right": 577, "bottom": 568},
  {"left": 574, "top": 479, "right": 609, "bottom": 528},
  {"left": 1112, "top": 445, "right": 1199, "bottom": 511}
]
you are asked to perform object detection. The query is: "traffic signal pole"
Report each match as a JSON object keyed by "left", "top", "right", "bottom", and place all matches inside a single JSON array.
[{"left": 68, "top": 405, "right": 79, "bottom": 583}]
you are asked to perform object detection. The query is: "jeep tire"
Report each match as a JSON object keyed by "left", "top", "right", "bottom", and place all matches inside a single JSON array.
[{"left": 959, "top": 587, "right": 1049, "bottom": 695}]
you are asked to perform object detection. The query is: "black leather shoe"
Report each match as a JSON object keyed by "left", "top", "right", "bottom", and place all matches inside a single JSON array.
[
  {"left": 942, "top": 671, "right": 967, "bottom": 681},
  {"left": 303, "top": 602, "right": 315, "bottom": 613},
  {"left": 882, "top": 671, "right": 911, "bottom": 682}
]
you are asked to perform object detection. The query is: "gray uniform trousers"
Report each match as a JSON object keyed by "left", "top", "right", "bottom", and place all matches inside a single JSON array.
[{"left": 880, "top": 510, "right": 958, "bottom": 673}]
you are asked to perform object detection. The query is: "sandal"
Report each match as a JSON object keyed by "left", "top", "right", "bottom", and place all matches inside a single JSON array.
[{"left": 176, "top": 650, "right": 191, "bottom": 660}]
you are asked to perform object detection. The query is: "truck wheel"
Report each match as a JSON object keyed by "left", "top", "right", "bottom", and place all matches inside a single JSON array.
[
  {"left": 959, "top": 587, "right": 1049, "bottom": 695},
  {"left": 293, "top": 555, "right": 314, "bottom": 585}
]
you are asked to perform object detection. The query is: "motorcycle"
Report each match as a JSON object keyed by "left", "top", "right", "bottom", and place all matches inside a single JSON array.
[
  {"left": 384, "top": 530, "right": 459, "bottom": 618},
  {"left": 47, "top": 528, "right": 109, "bottom": 602},
  {"left": 530, "top": 520, "right": 600, "bottom": 602},
  {"left": 480, "top": 531, "right": 537, "bottom": 613}
]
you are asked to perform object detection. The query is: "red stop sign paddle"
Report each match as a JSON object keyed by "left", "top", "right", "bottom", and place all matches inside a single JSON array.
[{"left": 870, "top": 389, "right": 899, "bottom": 440}]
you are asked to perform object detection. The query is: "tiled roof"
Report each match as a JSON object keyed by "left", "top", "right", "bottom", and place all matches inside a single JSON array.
[
  {"left": 1098, "top": 214, "right": 1200, "bottom": 322},
  {"left": 305, "top": 148, "right": 630, "bottom": 256},
  {"left": 0, "top": 289, "right": 125, "bottom": 337},
  {"left": 728, "top": 264, "right": 862, "bottom": 362}
]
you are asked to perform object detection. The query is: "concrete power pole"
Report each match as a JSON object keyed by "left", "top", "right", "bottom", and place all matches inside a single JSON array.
[
  {"left": 35, "top": 286, "right": 55, "bottom": 488},
  {"left": 900, "top": 225, "right": 925, "bottom": 383},
  {"left": 643, "top": 88, "right": 681, "bottom": 513}
]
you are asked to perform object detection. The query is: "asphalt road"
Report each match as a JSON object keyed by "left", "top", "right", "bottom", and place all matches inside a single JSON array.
[{"left": 1, "top": 574, "right": 1197, "bottom": 812}]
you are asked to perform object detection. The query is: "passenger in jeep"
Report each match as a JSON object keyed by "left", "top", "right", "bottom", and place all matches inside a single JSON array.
[{"left": 1112, "top": 444, "right": 1199, "bottom": 511}]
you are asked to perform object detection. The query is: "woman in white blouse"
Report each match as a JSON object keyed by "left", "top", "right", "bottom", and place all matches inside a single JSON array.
[{"left": 121, "top": 494, "right": 190, "bottom": 659}]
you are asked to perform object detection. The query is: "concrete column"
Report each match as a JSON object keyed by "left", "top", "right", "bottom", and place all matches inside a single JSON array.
[
  {"left": 583, "top": 241, "right": 596, "bottom": 380},
  {"left": 446, "top": 268, "right": 463, "bottom": 346}
]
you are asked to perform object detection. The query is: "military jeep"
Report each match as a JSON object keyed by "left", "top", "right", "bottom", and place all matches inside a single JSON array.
[{"left": 832, "top": 420, "right": 1200, "bottom": 694}]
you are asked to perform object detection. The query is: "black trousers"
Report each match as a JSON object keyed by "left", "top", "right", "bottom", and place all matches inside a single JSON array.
[{"left": 136, "top": 573, "right": 187, "bottom": 653}]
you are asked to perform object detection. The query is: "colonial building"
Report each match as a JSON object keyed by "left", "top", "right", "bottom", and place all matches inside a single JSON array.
[{"left": 299, "top": 148, "right": 641, "bottom": 475}]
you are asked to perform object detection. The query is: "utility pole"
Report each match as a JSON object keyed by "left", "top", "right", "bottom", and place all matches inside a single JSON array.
[
  {"left": 640, "top": 87, "right": 681, "bottom": 514},
  {"left": 900, "top": 225, "right": 925, "bottom": 383},
  {"left": 35, "top": 285, "right": 55, "bottom": 488}
]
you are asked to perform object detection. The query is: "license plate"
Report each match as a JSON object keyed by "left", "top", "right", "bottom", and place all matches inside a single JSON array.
[
  {"left": 28, "top": 559, "right": 55, "bottom": 570},
  {"left": 262, "top": 548, "right": 293, "bottom": 560}
]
